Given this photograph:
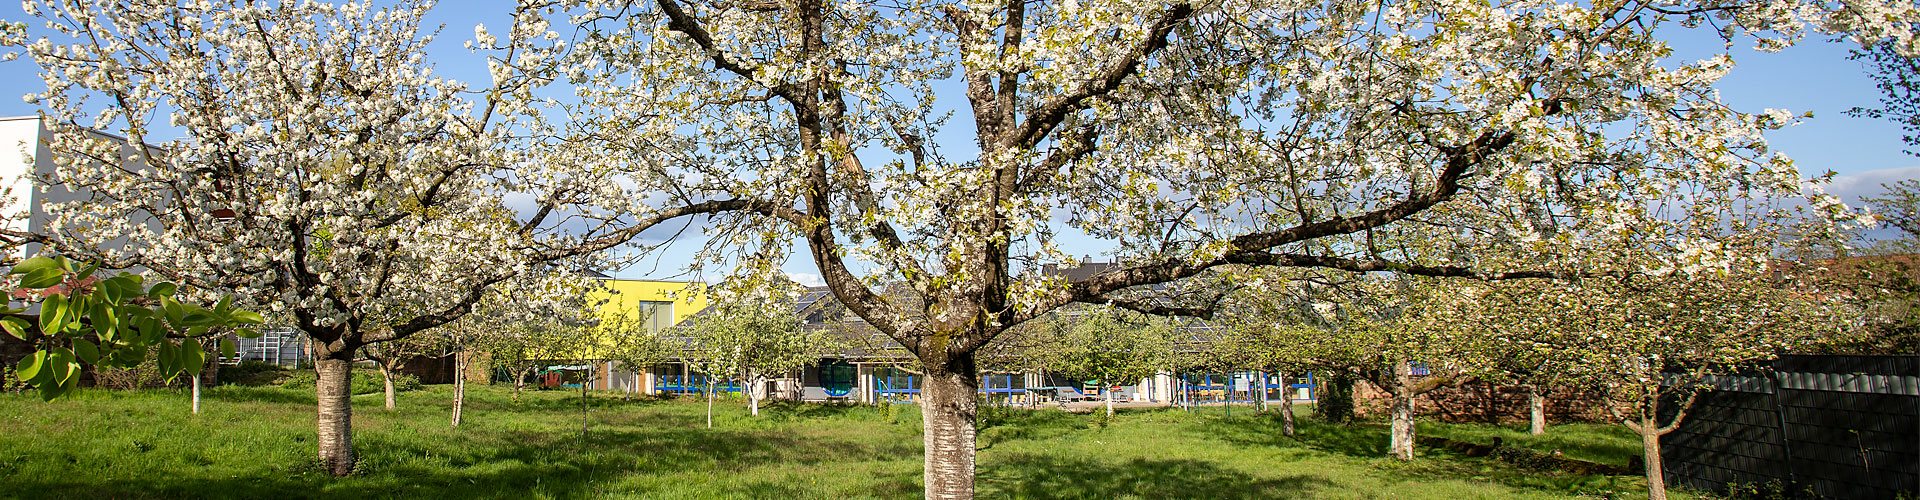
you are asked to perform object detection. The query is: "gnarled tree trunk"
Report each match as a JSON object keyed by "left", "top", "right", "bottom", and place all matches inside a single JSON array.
[
  {"left": 314, "top": 352, "right": 356, "bottom": 476},
  {"left": 1388, "top": 360, "right": 1417, "bottom": 460},
  {"left": 1640, "top": 423, "right": 1668, "bottom": 500},
  {"left": 921, "top": 355, "right": 980, "bottom": 500}
]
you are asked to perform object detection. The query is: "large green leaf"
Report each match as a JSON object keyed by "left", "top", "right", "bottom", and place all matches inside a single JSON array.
[
  {"left": 156, "top": 341, "right": 176, "bottom": 377},
  {"left": 10, "top": 256, "right": 60, "bottom": 276},
  {"left": 72, "top": 339, "right": 99, "bottom": 364},
  {"left": 47, "top": 348, "right": 74, "bottom": 386},
  {"left": 148, "top": 282, "right": 178, "bottom": 299},
  {"left": 38, "top": 294, "right": 67, "bottom": 336},
  {"left": 89, "top": 299, "right": 116, "bottom": 340},
  {"left": 182, "top": 311, "right": 216, "bottom": 326},
  {"left": 74, "top": 261, "right": 99, "bottom": 281},
  {"left": 99, "top": 276, "right": 134, "bottom": 304},
  {"left": 219, "top": 338, "right": 236, "bottom": 362},
  {"left": 16, "top": 351, "right": 46, "bottom": 383},
  {"left": 0, "top": 317, "right": 29, "bottom": 341},
  {"left": 229, "top": 311, "right": 265, "bottom": 324},
  {"left": 182, "top": 338, "right": 205, "bottom": 376},
  {"left": 162, "top": 299, "right": 185, "bottom": 327},
  {"left": 19, "top": 267, "right": 64, "bottom": 289},
  {"left": 137, "top": 317, "right": 164, "bottom": 344},
  {"left": 37, "top": 379, "right": 61, "bottom": 401}
]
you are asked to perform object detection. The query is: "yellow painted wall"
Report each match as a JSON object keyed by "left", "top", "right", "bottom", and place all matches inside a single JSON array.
[{"left": 587, "top": 279, "right": 709, "bottom": 332}]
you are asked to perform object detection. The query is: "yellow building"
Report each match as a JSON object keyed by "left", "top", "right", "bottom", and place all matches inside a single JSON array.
[
  {"left": 570, "top": 277, "right": 708, "bottom": 391},
  {"left": 587, "top": 277, "right": 709, "bottom": 334}
]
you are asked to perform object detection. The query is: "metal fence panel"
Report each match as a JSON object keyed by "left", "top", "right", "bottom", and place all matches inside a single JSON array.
[{"left": 1662, "top": 355, "right": 1920, "bottom": 499}]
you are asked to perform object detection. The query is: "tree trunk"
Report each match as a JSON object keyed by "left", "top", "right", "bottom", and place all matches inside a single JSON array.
[
  {"left": 581, "top": 369, "right": 589, "bottom": 447},
  {"left": 920, "top": 359, "right": 981, "bottom": 500},
  {"left": 191, "top": 372, "right": 201, "bottom": 415},
  {"left": 1528, "top": 385, "right": 1548, "bottom": 436},
  {"left": 381, "top": 364, "right": 397, "bottom": 411},
  {"left": 706, "top": 378, "right": 714, "bottom": 429},
  {"left": 1225, "top": 374, "right": 1233, "bottom": 418},
  {"left": 745, "top": 370, "right": 761, "bottom": 417},
  {"left": 1389, "top": 360, "right": 1417, "bottom": 460},
  {"left": 1278, "top": 371, "right": 1295, "bottom": 437},
  {"left": 1641, "top": 421, "right": 1668, "bottom": 500},
  {"left": 314, "top": 354, "right": 356, "bottom": 476},
  {"left": 451, "top": 348, "right": 466, "bottom": 427},
  {"left": 1255, "top": 371, "right": 1267, "bottom": 413},
  {"left": 511, "top": 367, "right": 530, "bottom": 402},
  {"left": 1104, "top": 385, "right": 1114, "bottom": 417}
]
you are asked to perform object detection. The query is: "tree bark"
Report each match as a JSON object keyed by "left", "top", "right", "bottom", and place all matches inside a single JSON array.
[
  {"left": 314, "top": 354, "right": 356, "bottom": 476},
  {"left": 1278, "top": 371, "right": 1295, "bottom": 437},
  {"left": 511, "top": 366, "right": 531, "bottom": 402},
  {"left": 706, "top": 378, "right": 715, "bottom": 429},
  {"left": 1641, "top": 420, "right": 1668, "bottom": 500},
  {"left": 451, "top": 347, "right": 465, "bottom": 427},
  {"left": 1388, "top": 360, "right": 1417, "bottom": 460},
  {"left": 920, "top": 357, "right": 980, "bottom": 500},
  {"left": 1528, "top": 385, "right": 1548, "bottom": 436},
  {"left": 381, "top": 364, "right": 397, "bottom": 411}
]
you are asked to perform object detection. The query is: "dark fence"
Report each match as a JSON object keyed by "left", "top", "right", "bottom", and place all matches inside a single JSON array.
[{"left": 1661, "top": 355, "right": 1919, "bottom": 499}]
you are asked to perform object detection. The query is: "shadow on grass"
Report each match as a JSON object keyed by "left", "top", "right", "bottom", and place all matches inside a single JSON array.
[
  {"left": 1199, "top": 411, "right": 1389, "bottom": 458},
  {"left": 980, "top": 453, "right": 1336, "bottom": 499},
  {"left": 1196, "top": 411, "right": 1645, "bottom": 498},
  {"left": 978, "top": 410, "right": 1090, "bottom": 449}
]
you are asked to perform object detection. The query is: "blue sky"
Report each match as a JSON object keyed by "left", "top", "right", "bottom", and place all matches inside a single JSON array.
[{"left": 1, "top": 3, "right": 1913, "bottom": 283}]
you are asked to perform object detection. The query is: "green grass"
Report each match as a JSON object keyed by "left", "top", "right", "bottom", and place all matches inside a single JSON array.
[
  {"left": 1419, "top": 419, "right": 1645, "bottom": 466},
  {"left": 0, "top": 384, "right": 1701, "bottom": 499}
]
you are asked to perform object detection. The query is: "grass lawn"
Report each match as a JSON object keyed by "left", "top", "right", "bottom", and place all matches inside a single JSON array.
[{"left": 0, "top": 382, "right": 1702, "bottom": 499}]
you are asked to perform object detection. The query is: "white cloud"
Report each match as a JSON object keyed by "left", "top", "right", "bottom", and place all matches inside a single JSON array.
[
  {"left": 784, "top": 272, "right": 825, "bottom": 287},
  {"left": 1821, "top": 164, "right": 1920, "bottom": 205}
]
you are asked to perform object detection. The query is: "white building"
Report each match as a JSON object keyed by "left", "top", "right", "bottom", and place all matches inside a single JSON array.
[{"left": 0, "top": 116, "right": 308, "bottom": 366}]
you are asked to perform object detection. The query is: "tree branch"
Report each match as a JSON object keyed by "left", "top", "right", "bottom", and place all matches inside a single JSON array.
[{"left": 1010, "top": 3, "right": 1195, "bottom": 150}]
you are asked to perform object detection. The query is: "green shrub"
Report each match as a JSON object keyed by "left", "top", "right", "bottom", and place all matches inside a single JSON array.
[
  {"left": 91, "top": 346, "right": 168, "bottom": 390},
  {"left": 277, "top": 369, "right": 419, "bottom": 395},
  {"left": 219, "top": 361, "right": 291, "bottom": 386}
]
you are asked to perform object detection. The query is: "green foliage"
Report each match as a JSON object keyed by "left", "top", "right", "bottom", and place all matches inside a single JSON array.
[
  {"left": 217, "top": 361, "right": 292, "bottom": 387},
  {"left": 1849, "top": 33, "right": 1920, "bottom": 158},
  {"left": 684, "top": 298, "right": 830, "bottom": 387},
  {"left": 3, "top": 254, "right": 262, "bottom": 400},
  {"left": 277, "top": 368, "right": 419, "bottom": 395},
  {"left": 1037, "top": 307, "right": 1178, "bottom": 390},
  {"left": 1865, "top": 179, "right": 1920, "bottom": 241},
  {"left": 1316, "top": 370, "right": 1357, "bottom": 425},
  {"left": 89, "top": 346, "right": 168, "bottom": 391}
]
